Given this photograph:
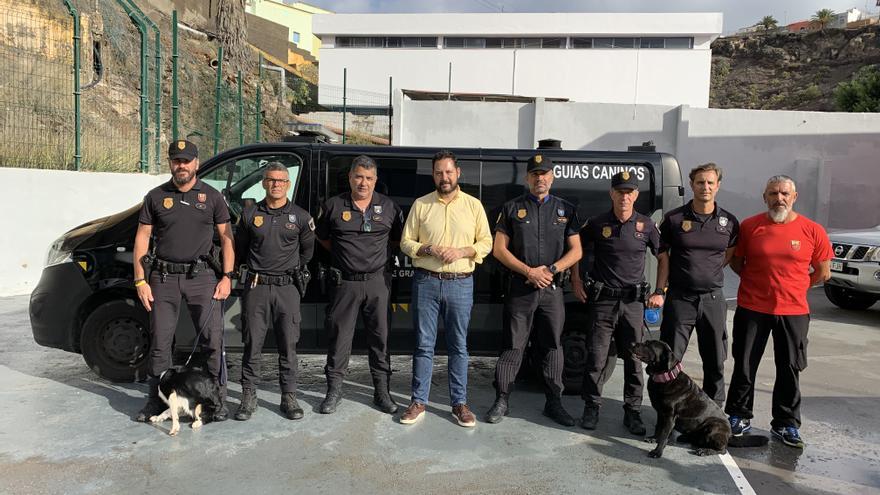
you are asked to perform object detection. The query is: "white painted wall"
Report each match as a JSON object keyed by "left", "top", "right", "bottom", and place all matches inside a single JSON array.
[
  {"left": 314, "top": 12, "right": 721, "bottom": 108},
  {"left": 395, "top": 97, "right": 880, "bottom": 230},
  {"left": 0, "top": 169, "right": 168, "bottom": 296}
]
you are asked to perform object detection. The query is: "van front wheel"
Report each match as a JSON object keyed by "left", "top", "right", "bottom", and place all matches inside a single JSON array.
[{"left": 80, "top": 300, "right": 150, "bottom": 382}]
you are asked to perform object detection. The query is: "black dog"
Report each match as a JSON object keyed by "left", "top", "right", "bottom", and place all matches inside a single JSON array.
[
  {"left": 631, "top": 340, "right": 768, "bottom": 457},
  {"left": 149, "top": 367, "right": 220, "bottom": 436}
]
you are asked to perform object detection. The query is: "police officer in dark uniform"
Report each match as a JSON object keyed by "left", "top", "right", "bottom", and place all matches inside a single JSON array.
[
  {"left": 316, "top": 155, "right": 404, "bottom": 415},
  {"left": 571, "top": 170, "right": 660, "bottom": 435},
  {"left": 649, "top": 163, "right": 739, "bottom": 407},
  {"left": 133, "top": 139, "right": 235, "bottom": 422},
  {"left": 233, "top": 162, "right": 315, "bottom": 421},
  {"left": 486, "top": 154, "right": 582, "bottom": 426}
]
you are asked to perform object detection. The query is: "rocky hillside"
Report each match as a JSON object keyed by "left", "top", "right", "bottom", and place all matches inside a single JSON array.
[{"left": 710, "top": 25, "right": 880, "bottom": 111}]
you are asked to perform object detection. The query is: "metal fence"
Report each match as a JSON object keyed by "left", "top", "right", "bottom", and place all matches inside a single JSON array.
[
  {"left": 0, "top": 5, "right": 76, "bottom": 170},
  {"left": 0, "top": 1, "right": 269, "bottom": 173},
  {"left": 298, "top": 82, "right": 392, "bottom": 144}
]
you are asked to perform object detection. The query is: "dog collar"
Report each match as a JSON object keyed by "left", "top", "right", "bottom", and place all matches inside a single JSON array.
[{"left": 652, "top": 362, "right": 683, "bottom": 383}]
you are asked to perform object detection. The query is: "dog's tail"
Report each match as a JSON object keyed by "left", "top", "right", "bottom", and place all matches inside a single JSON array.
[{"left": 728, "top": 434, "right": 770, "bottom": 448}]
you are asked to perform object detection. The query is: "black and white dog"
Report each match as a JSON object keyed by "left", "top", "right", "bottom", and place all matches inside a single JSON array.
[{"left": 149, "top": 367, "right": 220, "bottom": 436}]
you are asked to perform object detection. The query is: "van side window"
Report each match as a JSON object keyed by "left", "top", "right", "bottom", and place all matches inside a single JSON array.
[{"left": 201, "top": 153, "right": 303, "bottom": 219}]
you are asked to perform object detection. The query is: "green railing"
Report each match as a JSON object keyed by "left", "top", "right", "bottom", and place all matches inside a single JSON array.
[{"left": 0, "top": 1, "right": 268, "bottom": 173}]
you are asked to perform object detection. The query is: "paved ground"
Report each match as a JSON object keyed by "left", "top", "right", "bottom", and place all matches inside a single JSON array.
[{"left": 1, "top": 289, "right": 878, "bottom": 495}]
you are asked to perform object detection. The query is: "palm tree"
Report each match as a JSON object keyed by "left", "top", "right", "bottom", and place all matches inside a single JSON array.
[
  {"left": 216, "top": 0, "right": 249, "bottom": 74},
  {"left": 811, "top": 9, "right": 835, "bottom": 30},
  {"left": 760, "top": 15, "right": 778, "bottom": 31}
]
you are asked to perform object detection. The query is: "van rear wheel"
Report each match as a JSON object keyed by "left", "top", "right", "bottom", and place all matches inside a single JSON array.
[{"left": 80, "top": 300, "right": 150, "bottom": 382}]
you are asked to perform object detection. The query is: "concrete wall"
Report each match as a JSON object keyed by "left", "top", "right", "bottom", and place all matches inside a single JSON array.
[
  {"left": 319, "top": 47, "right": 713, "bottom": 108},
  {"left": 248, "top": 0, "right": 329, "bottom": 58},
  {"left": 0, "top": 169, "right": 168, "bottom": 297},
  {"left": 395, "top": 97, "right": 880, "bottom": 229},
  {"left": 246, "top": 13, "right": 289, "bottom": 62},
  {"left": 315, "top": 12, "right": 721, "bottom": 108}
]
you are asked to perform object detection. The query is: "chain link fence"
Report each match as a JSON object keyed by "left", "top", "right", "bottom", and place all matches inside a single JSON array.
[
  {"left": 295, "top": 83, "right": 392, "bottom": 144},
  {"left": 0, "top": 5, "right": 76, "bottom": 169},
  {"left": 0, "top": 0, "right": 270, "bottom": 173}
]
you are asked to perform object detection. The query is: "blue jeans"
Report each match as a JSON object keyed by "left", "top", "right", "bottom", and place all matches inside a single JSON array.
[{"left": 411, "top": 270, "right": 474, "bottom": 406}]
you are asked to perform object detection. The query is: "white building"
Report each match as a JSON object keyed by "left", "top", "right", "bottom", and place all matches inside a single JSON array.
[
  {"left": 830, "top": 8, "right": 864, "bottom": 28},
  {"left": 313, "top": 13, "right": 723, "bottom": 108}
]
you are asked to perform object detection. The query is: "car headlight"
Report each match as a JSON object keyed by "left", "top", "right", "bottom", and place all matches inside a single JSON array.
[{"left": 45, "top": 236, "right": 73, "bottom": 266}]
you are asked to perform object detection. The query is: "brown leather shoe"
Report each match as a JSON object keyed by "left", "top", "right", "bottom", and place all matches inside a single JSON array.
[
  {"left": 452, "top": 403, "right": 476, "bottom": 427},
  {"left": 400, "top": 402, "right": 425, "bottom": 425}
]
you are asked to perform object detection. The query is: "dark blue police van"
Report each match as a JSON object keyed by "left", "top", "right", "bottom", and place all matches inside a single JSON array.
[{"left": 29, "top": 142, "right": 683, "bottom": 387}]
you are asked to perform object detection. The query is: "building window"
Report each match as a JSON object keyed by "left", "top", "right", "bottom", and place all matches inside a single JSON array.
[
  {"left": 572, "top": 37, "right": 694, "bottom": 49},
  {"left": 445, "top": 37, "right": 564, "bottom": 49},
  {"left": 337, "top": 36, "right": 437, "bottom": 48},
  {"left": 663, "top": 37, "right": 693, "bottom": 49},
  {"left": 292, "top": 31, "right": 301, "bottom": 44},
  {"left": 639, "top": 37, "right": 665, "bottom": 48},
  {"left": 571, "top": 37, "right": 593, "bottom": 49}
]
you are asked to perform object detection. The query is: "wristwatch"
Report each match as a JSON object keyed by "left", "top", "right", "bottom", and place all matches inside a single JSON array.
[
  {"left": 549, "top": 264, "right": 558, "bottom": 274},
  {"left": 223, "top": 271, "right": 235, "bottom": 279},
  {"left": 424, "top": 245, "right": 433, "bottom": 256},
  {"left": 653, "top": 288, "right": 666, "bottom": 296}
]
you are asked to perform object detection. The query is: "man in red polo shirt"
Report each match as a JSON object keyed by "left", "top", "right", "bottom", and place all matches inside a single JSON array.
[{"left": 726, "top": 175, "right": 832, "bottom": 449}]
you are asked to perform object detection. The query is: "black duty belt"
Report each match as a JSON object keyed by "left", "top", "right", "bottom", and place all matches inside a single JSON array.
[
  {"left": 418, "top": 268, "right": 472, "bottom": 280},
  {"left": 340, "top": 270, "right": 383, "bottom": 281},
  {"left": 153, "top": 259, "right": 209, "bottom": 274},
  {"left": 586, "top": 279, "right": 650, "bottom": 301},
  {"left": 246, "top": 271, "right": 295, "bottom": 286}
]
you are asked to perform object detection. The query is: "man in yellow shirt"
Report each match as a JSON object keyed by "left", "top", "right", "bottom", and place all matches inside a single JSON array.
[{"left": 398, "top": 150, "right": 493, "bottom": 427}]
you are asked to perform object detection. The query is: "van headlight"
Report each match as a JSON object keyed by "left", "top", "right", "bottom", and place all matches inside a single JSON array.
[{"left": 46, "top": 236, "right": 73, "bottom": 266}]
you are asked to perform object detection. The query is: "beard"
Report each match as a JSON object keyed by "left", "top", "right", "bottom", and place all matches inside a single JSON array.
[
  {"left": 172, "top": 169, "right": 194, "bottom": 185},
  {"left": 436, "top": 180, "right": 457, "bottom": 194},
  {"left": 768, "top": 205, "right": 789, "bottom": 223}
]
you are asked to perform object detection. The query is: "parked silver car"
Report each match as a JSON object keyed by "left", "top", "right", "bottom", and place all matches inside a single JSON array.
[{"left": 825, "top": 226, "right": 880, "bottom": 310}]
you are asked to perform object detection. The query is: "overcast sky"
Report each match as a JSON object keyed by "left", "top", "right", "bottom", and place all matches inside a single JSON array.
[{"left": 303, "top": 0, "right": 879, "bottom": 34}]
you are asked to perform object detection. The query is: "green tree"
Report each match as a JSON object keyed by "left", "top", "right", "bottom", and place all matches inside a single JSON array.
[
  {"left": 811, "top": 9, "right": 835, "bottom": 30},
  {"left": 833, "top": 65, "right": 880, "bottom": 112},
  {"left": 760, "top": 15, "right": 778, "bottom": 30}
]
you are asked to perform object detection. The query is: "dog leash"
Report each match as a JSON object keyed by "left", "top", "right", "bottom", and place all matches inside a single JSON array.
[{"left": 184, "top": 298, "right": 229, "bottom": 386}]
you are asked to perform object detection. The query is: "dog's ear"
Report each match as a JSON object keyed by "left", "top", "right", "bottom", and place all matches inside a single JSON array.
[{"left": 657, "top": 341, "right": 676, "bottom": 371}]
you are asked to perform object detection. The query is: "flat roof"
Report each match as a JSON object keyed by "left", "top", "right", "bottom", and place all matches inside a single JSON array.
[{"left": 314, "top": 12, "right": 723, "bottom": 37}]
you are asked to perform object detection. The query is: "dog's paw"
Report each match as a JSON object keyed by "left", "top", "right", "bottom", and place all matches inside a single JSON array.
[
  {"left": 694, "top": 448, "right": 719, "bottom": 457},
  {"left": 169, "top": 427, "right": 179, "bottom": 436},
  {"left": 191, "top": 420, "right": 203, "bottom": 430},
  {"left": 648, "top": 448, "right": 663, "bottom": 458},
  {"left": 149, "top": 415, "right": 161, "bottom": 423}
]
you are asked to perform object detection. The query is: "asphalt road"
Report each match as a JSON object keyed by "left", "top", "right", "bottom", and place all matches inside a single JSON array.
[{"left": 0, "top": 289, "right": 878, "bottom": 495}]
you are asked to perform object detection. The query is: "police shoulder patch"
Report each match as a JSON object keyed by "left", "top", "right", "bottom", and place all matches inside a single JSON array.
[{"left": 308, "top": 218, "right": 316, "bottom": 231}]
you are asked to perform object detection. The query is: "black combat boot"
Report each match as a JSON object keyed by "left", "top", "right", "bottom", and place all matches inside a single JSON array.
[
  {"left": 372, "top": 375, "right": 399, "bottom": 414},
  {"left": 234, "top": 388, "right": 257, "bottom": 421},
  {"left": 135, "top": 378, "right": 165, "bottom": 422},
  {"left": 581, "top": 404, "right": 599, "bottom": 430},
  {"left": 280, "top": 392, "right": 304, "bottom": 420},
  {"left": 485, "top": 393, "right": 509, "bottom": 424},
  {"left": 543, "top": 395, "right": 575, "bottom": 427},
  {"left": 212, "top": 384, "right": 228, "bottom": 422},
  {"left": 319, "top": 383, "right": 342, "bottom": 414},
  {"left": 623, "top": 407, "right": 646, "bottom": 436}
]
